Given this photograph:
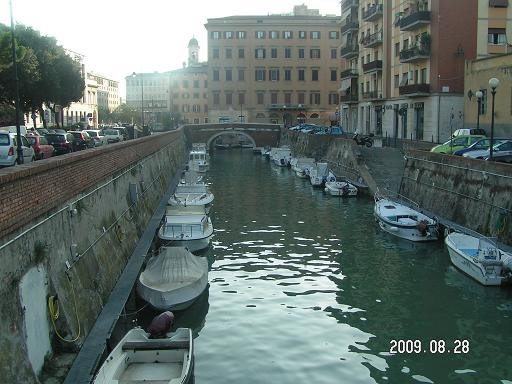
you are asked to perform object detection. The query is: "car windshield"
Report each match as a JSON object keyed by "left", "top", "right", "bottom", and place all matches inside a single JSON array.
[
  {"left": 27, "top": 137, "right": 37, "bottom": 145},
  {"left": 0, "top": 134, "right": 9, "bottom": 146},
  {"left": 46, "top": 134, "right": 65, "bottom": 142},
  {"left": 70, "top": 132, "right": 82, "bottom": 138},
  {"left": 86, "top": 131, "right": 98, "bottom": 137}
]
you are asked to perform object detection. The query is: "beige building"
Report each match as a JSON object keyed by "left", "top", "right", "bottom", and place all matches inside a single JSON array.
[
  {"left": 464, "top": 53, "right": 512, "bottom": 136},
  {"left": 88, "top": 72, "right": 121, "bottom": 113},
  {"left": 205, "top": 5, "right": 341, "bottom": 126},
  {"left": 340, "top": 0, "right": 478, "bottom": 142},
  {"left": 477, "top": 0, "right": 512, "bottom": 58}
]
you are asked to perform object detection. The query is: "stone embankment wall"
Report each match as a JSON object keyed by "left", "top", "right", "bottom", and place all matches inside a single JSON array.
[
  {"left": 400, "top": 150, "right": 512, "bottom": 245},
  {"left": 0, "top": 131, "right": 186, "bottom": 383}
]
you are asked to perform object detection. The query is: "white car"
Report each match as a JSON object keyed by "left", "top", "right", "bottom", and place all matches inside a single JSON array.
[
  {"left": 463, "top": 140, "right": 512, "bottom": 159},
  {"left": 0, "top": 131, "right": 35, "bottom": 167},
  {"left": 84, "top": 130, "right": 108, "bottom": 147},
  {"left": 452, "top": 128, "right": 486, "bottom": 138},
  {"left": 101, "top": 129, "right": 124, "bottom": 144}
]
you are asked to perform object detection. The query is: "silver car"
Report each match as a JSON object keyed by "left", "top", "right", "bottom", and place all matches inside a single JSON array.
[
  {"left": 84, "top": 130, "right": 108, "bottom": 147},
  {"left": 463, "top": 140, "right": 512, "bottom": 159},
  {"left": 0, "top": 132, "right": 35, "bottom": 167}
]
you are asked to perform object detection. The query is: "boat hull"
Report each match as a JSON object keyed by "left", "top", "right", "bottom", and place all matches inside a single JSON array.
[
  {"left": 162, "top": 236, "right": 212, "bottom": 253},
  {"left": 375, "top": 216, "right": 438, "bottom": 242},
  {"left": 324, "top": 182, "right": 358, "bottom": 197}
]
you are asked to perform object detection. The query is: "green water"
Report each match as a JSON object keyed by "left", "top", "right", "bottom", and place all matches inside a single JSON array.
[{"left": 176, "top": 150, "right": 512, "bottom": 384}]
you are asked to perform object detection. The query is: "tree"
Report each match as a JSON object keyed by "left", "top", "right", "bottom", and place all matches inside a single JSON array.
[
  {"left": 98, "top": 106, "right": 114, "bottom": 124},
  {"left": 111, "top": 103, "right": 140, "bottom": 125}
]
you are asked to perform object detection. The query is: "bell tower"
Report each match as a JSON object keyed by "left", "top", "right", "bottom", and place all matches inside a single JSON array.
[{"left": 188, "top": 37, "right": 199, "bottom": 67}]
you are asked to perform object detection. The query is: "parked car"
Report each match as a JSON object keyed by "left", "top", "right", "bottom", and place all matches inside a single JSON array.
[
  {"left": 68, "top": 131, "right": 94, "bottom": 150},
  {"left": 0, "top": 132, "right": 35, "bottom": 167},
  {"left": 452, "top": 128, "right": 486, "bottom": 138},
  {"left": 431, "top": 135, "right": 486, "bottom": 155},
  {"left": 463, "top": 140, "right": 512, "bottom": 159},
  {"left": 112, "top": 126, "right": 128, "bottom": 140},
  {"left": 27, "top": 135, "right": 54, "bottom": 160},
  {"left": 485, "top": 152, "right": 512, "bottom": 163},
  {"left": 45, "top": 133, "right": 75, "bottom": 155},
  {"left": 36, "top": 128, "right": 50, "bottom": 136},
  {"left": 453, "top": 138, "right": 508, "bottom": 156},
  {"left": 84, "top": 130, "right": 107, "bottom": 147},
  {"left": 101, "top": 129, "right": 124, "bottom": 143}
]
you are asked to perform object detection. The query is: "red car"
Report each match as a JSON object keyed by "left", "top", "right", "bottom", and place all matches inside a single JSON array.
[{"left": 27, "top": 135, "right": 54, "bottom": 160}]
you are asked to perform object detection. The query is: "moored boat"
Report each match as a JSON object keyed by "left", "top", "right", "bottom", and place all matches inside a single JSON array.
[
  {"left": 271, "top": 147, "right": 292, "bottom": 167},
  {"left": 324, "top": 181, "right": 358, "bottom": 197},
  {"left": 188, "top": 148, "right": 209, "bottom": 173},
  {"left": 169, "top": 184, "right": 214, "bottom": 213},
  {"left": 309, "top": 162, "right": 329, "bottom": 187}
]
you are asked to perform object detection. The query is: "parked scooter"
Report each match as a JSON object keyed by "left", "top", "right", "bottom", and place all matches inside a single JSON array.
[{"left": 353, "top": 133, "right": 374, "bottom": 147}]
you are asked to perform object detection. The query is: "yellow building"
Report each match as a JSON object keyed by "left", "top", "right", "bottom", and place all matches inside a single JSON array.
[{"left": 477, "top": 0, "right": 512, "bottom": 58}]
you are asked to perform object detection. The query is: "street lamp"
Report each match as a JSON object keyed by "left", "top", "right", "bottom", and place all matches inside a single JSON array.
[
  {"left": 488, "top": 77, "right": 499, "bottom": 161},
  {"left": 132, "top": 72, "right": 144, "bottom": 129},
  {"left": 475, "top": 90, "right": 483, "bottom": 132}
]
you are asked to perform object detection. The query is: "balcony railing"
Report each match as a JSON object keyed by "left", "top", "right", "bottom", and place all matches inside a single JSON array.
[
  {"left": 489, "top": 0, "right": 508, "bottom": 7},
  {"left": 340, "top": 68, "right": 359, "bottom": 79},
  {"left": 362, "top": 4, "right": 383, "bottom": 21},
  {"left": 340, "top": 93, "right": 359, "bottom": 103},
  {"left": 362, "top": 91, "right": 381, "bottom": 100},
  {"left": 399, "top": 83, "right": 430, "bottom": 96},
  {"left": 361, "top": 30, "right": 383, "bottom": 48},
  {"left": 400, "top": 46, "right": 430, "bottom": 62},
  {"left": 342, "top": 0, "right": 359, "bottom": 12},
  {"left": 362, "top": 60, "right": 383, "bottom": 73},
  {"left": 341, "top": 19, "right": 359, "bottom": 34},
  {"left": 398, "top": 10, "right": 431, "bottom": 31},
  {"left": 340, "top": 44, "right": 359, "bottom": 59}
]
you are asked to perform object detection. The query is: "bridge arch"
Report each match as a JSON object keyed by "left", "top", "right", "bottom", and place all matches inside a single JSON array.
[{"left": 206, "top": 131, "right": 256, "bottom": 149}]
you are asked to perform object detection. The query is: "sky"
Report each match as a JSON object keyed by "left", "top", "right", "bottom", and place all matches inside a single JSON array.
[{"left": 1, "top": 0, "right": 340, "bottom": 98}]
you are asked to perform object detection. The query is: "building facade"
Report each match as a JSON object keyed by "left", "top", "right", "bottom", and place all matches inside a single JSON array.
[
  {"left": 339, "top": 0, "right": 478, "bottom": 142},
  {"left": 88, "top": 72, "right": 121, "bottom": 113},
  {"left": 205, "top": 6, "right": 341, "bottom": 126},
  {"left": 477, "top": 0, "right": 512, "bottom": 58}
]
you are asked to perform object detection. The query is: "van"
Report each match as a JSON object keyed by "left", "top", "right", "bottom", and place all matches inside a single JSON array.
[
  {"left": 0, "top": 125, "right": 28, "bottom": 135},
  {"left": 0, "top": 132, "right": 35, "bottom": 167},
  {"left": 452, "top": 128, "right": 486, "bottom": 138}
]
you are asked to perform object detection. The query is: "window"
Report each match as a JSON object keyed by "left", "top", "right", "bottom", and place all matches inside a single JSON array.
[
  {"left": 237, "top": 31, "right": 246, "bottom": 39},
  {"left": 204, "top": 80, "right": 208, "bottom": 87},
  {"left": 257, "top": 93, "right": 264, "bottom": 104},
  {"left": 420, "top": 68, "right": 427, "bottom": 83},
  {"left": 310, "top": 92, "right": 321, "bottom": 105},
  {"left": 238, "top": 69, "right": 245, "bottom": 81},
  {"left": 329, "top": 31, "right": 339, "bottom": 39},
  {"left": 213, "top": 70, "right": 220, "bottom": 81},
  {"left": 330, "top": 70, "right": 337, "bottom": 81},
  {"left": 395, "top": 42, "right": 400, "bottom": 57},
  {"left": 284, "top": 93, "right": 291, "bottom": 104},
  {"left": 269, "top": 69, "right": 280, "bottom": 81},
  {"left": 310, "top": 49, "right": 321, "bottom": 59},
  {"left": 255, "top": 69, "right": 266, "bottom": 81},
  {"left": 284, "top": 69, "right": 291, "bottom": 81},
  {"left": 394, "top": 74, "right": 399, "bottom": 88},
  {"left": 225, "top": 69, "right": 232, "bottom": 81},
  {"left": 298, "top": 69, "right": 305, "bottom": 81},
  {"left": 488, "top": 28, "right": 507, "bottom": 44},
  {"left": 226, "top": 48, "right": 232, "bottom": 59},
  {"left": 270, "top": 31, "right": 279, "bottom": 39},
  {"left": 271, "top": 48, "right": 278, "bottom": 58},
  {"left": 298, "top": 92, "right": 305, "bottom": 104},
  {"left": 329, "top": 93, "right": 339, "bottom": 105},
  {"left": 238, "top": 93, "right": 245, "bottom": 105},
  {"left": 182, "top": 80, "right": 188, "bottom": 88},
  {"left": 213, "top": 48, "right": 220, "bottom": 59},
  {"left": 312, "top": 69, "right": 319, "bottom": 81},
  {"left": 212, "top": 31, "right": 220, "bottom": 40},
  {"left": 213, "top": 93, "right": 220, "bottom": 105},
  {"left": 271, "top": 93, "right": 278, "bottom": 104},
  {"left": 299, "top": 48, "right": 305, "bottom": 58},
  {"left": 283, "top": 31, "right": 293, "bottom": 39},
  {"left": 285, "top": 48, "right": 291, "bottom": 58},
  {"left": 310, "top": 31, "right": 321, "bottom": 39},
  {"left": 226, "top": 93, "right": 232, "bottom": 105},
  {"left": 225, "top": 31, "right": 233, "bottom": 39},
  {"left": 193, "top": 80, "right": 199, "bottom": 88},
  {"left": 193, "top": 93, "right": 199, "bottom": 99},
  {"left": 256, "top": 31, "right": 265, "bottom": 39},
  {"left": 299, "top": 31, "right": 306, "bottom": 39},
  {"left": 255, "top": 48, "right": 266, "bottom": 59},
  {"left": 238, "top": 48, "right": 245, "bottom": 58},
  {"left": 331, "top": 49, "right": 337, "bottom": 59}
]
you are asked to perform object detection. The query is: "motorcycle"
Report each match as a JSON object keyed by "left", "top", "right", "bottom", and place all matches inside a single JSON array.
[{"left": 353, "top": 133, "right": 374, "bottom": 147}]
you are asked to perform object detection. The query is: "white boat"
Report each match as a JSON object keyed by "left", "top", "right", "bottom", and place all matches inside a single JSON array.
[
  {"left": 292, "top": 158, "right": 315, "bottom": 178},
  {"left": 188, "top": 148, "right": 209, "bottom": 173},
  {"left": 93, "top": 327, "right": 193, "bottom": 384},
  {"left": 261, "top": 147, "right": 271, "bottom": 158},
  {"left": 137, "top": 247, "right": 208, "bottom": 310},
  {"left": 374, "top": 198, "right": 439, "bottom": 242},
  {"left": 445, "top": 233, "right": 512, "bottom": 286},
  {"left": 309, "top": 162, "right": 329, "bottom": 187},
  {"left": 169, "top": 184, "right": 214, "bottom": 213},
  {"left": 180, "top": 170, "right": 204, "bottom": 186},
  {"left": 271, "top": 147, "right": 292, "bottom": 167},
  {"left": 324, "top": 181, "right": 358, "bottom": 197},
  {"left": 158, "top": 206, "right": 213, "bottom": 252}
]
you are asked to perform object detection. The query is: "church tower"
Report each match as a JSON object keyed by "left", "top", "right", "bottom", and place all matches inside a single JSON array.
[{"left": 188, "top": 37, "right": 199, "bottom": 67}]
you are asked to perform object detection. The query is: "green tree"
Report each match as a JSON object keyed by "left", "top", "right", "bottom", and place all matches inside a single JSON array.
[{"left": 111, "top": 103, "right": 140, "bottom": 125}]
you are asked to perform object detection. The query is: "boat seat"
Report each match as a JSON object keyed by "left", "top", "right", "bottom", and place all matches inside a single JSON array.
[{"left": 122, "top": 340, "right": 189, "bottom": 351}]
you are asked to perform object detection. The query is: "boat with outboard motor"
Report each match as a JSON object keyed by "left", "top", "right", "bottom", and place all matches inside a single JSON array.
[{"left": 324, "top": 181, "right": 358, "bottom": 197}]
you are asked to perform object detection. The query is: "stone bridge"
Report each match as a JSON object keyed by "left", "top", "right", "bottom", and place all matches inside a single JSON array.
[{"left": 183, "top": 123, "right": 281, "bottom": 148}]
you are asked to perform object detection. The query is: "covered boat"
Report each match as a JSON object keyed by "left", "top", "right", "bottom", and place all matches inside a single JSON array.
[
  {"left": 188, "top": 148, "right": 209, "bottom": 173},
  {"left": 169, "top": 184, "right": 214, "bottom": 213},
  {"left": 374, "top": 198, "right": 438, "bottom": 241},
  {"left": 309, "top": 162, "right": 330, "bottom": 187},
  {"left": 93, "top": 327, "right": 193, "bottom": 384},
  {"left": 324, "top": 181, "right": 358, "bottom": 197},
  {"left": 137, "top": 247, "right": 208, "bottom": 310},
  {"left": 445, "top": 233, "right": 512, "bottom": 286},
  {"left": 158, "top": 206, "right": 213, "bottom": 252}
]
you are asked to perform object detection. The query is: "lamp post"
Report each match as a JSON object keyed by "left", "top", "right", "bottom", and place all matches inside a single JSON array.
[
  {"left": 488, "top": 77, "right": 499, "bottom": 161},
  {"left": 133, "top": 72, "right": 144, "bottom": 129},
  {"left": 475, "top": 90, "right": 483, "bottom": 132},
  {"left": 9, "top": 0, "right": 23, "bottom": 164}
]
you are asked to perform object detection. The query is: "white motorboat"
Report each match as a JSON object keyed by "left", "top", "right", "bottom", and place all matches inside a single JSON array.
[
  {"left": 291, "top": 157, "right": 314, "bottom": 175},
  {"left": 261, "top": 147, "right": 271, "bottom": 158},
  {"left": 445, "top": 233, "right": 512, "bottom": 286},
  {"left": 374, "top": 198, "right": 439, "bottom": 242},
  {"left": 93, "top": 327, "right": 193, "bottom": 384},
  {"left": 158, "top": 206, "right": 213, "bottom": 252},
  {"left": 271, "top": 147, "right": 292, "bottom": 167},
  {"left": 188, "top": 148, "right": 209, "bottom": 173},
  {"left": 324, "top": 181, "right": 358, "bottom": 197},
  {"left": 137, "top": 247, "right": 208, "bottom": 310},
  {"left": 309, "top": 162, "right": 329, "bottom": 187},
  {"left": 169, "top": 184, "right": 214, "bottom": 213}
]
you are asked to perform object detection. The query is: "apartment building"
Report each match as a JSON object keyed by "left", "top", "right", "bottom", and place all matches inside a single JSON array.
[
  {"left": 88, "top": 72, "right": 121, "bottom": 113},
  {"left": 205, "top": 6, "right": 341, "bottom": 125},
  {"left": 339, "top": 0, "right": 478, "bottom": 142},
  {"left": 477, "top": 0, "right": 512, "bottom": 58}
]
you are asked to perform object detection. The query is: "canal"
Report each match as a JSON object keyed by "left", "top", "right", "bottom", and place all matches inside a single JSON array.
[{"left": 149, "top": 150, "right": 511, "bottom": 384}]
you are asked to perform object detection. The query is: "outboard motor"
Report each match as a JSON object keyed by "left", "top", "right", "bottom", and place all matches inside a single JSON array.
[{"left": 148, "top": 311, "right": 175, "bottom": 339}]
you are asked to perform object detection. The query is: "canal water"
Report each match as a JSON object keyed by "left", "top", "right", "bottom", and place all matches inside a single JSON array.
[{"left": 151, "top": 150, "right": 512, "bottom": 384}]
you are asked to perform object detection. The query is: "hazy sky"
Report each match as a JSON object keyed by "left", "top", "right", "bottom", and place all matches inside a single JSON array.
[{"left": 1, "top": 1, "right": 340, "bottom": 97}]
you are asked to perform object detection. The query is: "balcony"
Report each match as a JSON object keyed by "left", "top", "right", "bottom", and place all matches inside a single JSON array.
[
  {"left": 362, "top": 91, "right": 382, "bottom": 100},
  {"left": 362, "top": 60, "right": 382, "bottom": 73},
  {"left": 340, "top": 93, "right": 359, "bottom": 103},
  {"left": 398, "top": 10, "right": 431, "bottom": 31},
  {"left": 341, "top": 19, "right": 359, "bottom": 34},
  {"left": 361, "top": 30, "right": 383, "bottom": 48},
  {"left": 342, "top": 0, "right": 359, "bottom": 12},
  {"left": 340, "top": 44, "right": 359, "bottom": 59},
  {"left": 399, "top": 83, "right": 430, "bottom": 97},
  {"left": 362, "top": 4, "right": 383, "bottom": 21},
  {"left": 489, "top": 0, "right": 508, "bottom": 7},
  {"left": 340, "top": 68, "right": 359, "bottom": 79},
  {"left": 400, "top": 46, "right": 430, "bottom": 62},
  {"left": 269, "top": 104, "right": 307, "bottom": 111}
]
